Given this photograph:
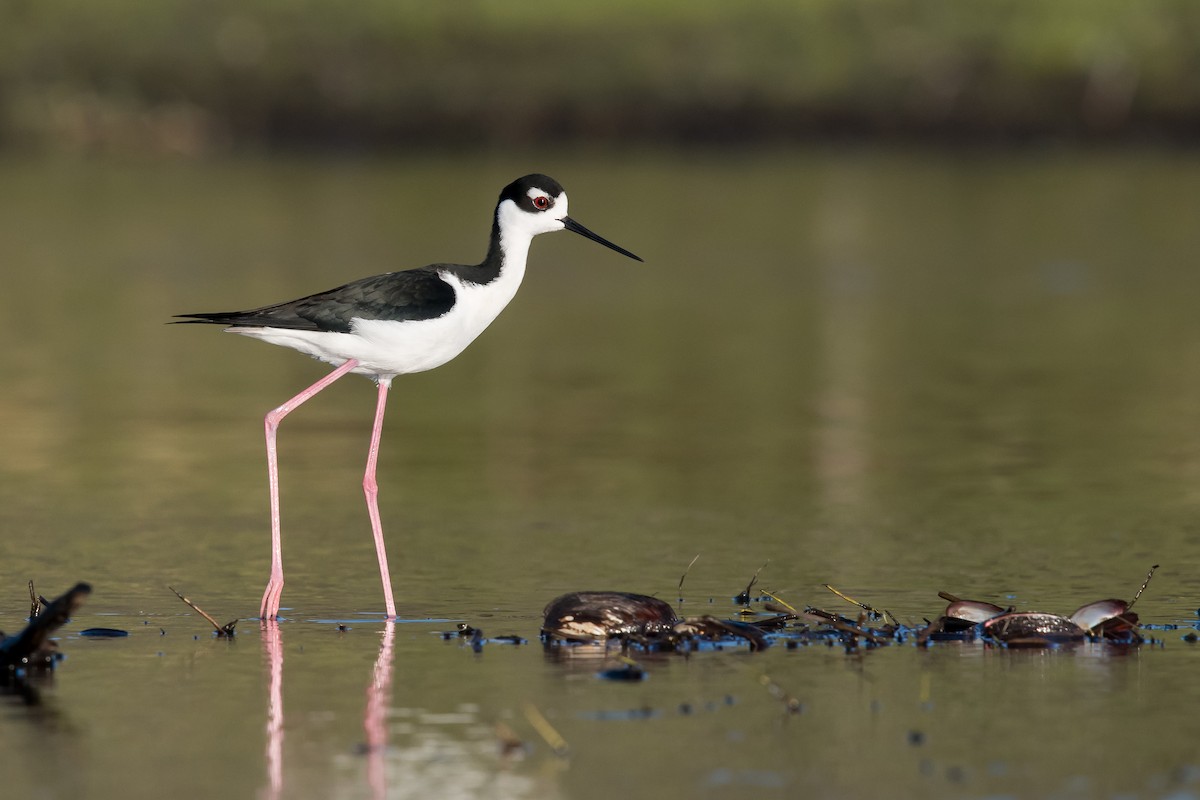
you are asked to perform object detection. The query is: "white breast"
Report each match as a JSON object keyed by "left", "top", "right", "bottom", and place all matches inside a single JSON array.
[{"left": 232, "top": 259, "right": 528, "bottom": 381}]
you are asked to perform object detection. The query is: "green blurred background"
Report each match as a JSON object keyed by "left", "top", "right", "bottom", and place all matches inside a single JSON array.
[{"left": 3, "top": 0, "right": 1198, "bottom": 155}]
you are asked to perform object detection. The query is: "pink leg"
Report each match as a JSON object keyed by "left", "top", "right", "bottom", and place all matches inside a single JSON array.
[
  {"left": 364, "top": 379, "right": 397, "bottom": 619},
  {"left": 260, "top": 358, "right": 361, "bottom": 620}
]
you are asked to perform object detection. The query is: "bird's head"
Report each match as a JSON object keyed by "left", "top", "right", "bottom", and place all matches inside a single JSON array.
[{"left": 497, "top": 174, "right": 642, "bottom": 262}]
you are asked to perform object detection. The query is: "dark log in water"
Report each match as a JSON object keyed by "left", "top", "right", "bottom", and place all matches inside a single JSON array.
[{"left": 0, "top": 582, "right": 91, "bottom": 674}]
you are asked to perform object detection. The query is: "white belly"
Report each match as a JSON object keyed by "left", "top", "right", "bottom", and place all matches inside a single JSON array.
[{"left": 230, "top": 267, "right": 525, "bottom": 381}]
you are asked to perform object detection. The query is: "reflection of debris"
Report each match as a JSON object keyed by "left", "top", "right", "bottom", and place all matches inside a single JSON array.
[
  {"left": 169, "top": 586, "right": 237, "bottom": 637},
  {"left": 2, "top": 582, "right": 91, "bottom": 688},
  {"left": 494, "top": 720, "right": 527, "bottom": 759},
  {"left": 597, "top": 656, "right": 647, "bottom": 681},
  {"left": 522, "top": 703, "right": 569, "bottom": 758},
  {"left": 759, "top": 674, "right": 802, "bottom": 714}
]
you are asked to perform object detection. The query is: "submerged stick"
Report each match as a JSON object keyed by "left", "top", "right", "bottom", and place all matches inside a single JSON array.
[{"left": 169, "top": 587, "right": 237, "bottom": 637}]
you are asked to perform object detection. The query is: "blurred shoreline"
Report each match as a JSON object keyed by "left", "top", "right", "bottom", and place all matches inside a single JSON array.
[{"left": 2, "top": 1, "right": 1199, "bottom": 155}]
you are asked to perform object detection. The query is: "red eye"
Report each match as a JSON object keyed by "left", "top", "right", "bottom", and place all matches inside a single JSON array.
[{"left": 533, "top": 195, "right": 550, "bottom": 210}]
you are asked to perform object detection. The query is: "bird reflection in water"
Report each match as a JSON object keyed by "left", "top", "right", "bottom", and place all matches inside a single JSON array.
[
  {"left": 259, "top": 621, "right": 397, "bottom": 800},
  {"left": 365, "top": 622, "right": 397, "bottom": 798},
  {"left": 261, "top": 621, "right": 284, "bottom": 800}
]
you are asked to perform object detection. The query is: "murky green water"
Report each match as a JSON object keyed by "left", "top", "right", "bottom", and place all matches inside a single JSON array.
[{"left": 2, "top": 149, "right": 1200, "bottom": 799}]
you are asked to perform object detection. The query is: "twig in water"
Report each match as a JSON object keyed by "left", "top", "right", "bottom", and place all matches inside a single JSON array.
[
  {"left": 169, "top": 586, "right": 237, "bottom": 637},
  {"left": 804, "top": 606, "right": 891, "bottom": 645},
  {"left": 1128, "top": 564, "right": 1159, "bottom": 610},
  {"left": 760, "top": 589, "right": 797, "bottom": 613},
  {"left": 823, "top": 583, "right": 897, "bottom": 627},
  {"left": 28, "top": 581, "right": 43, "bottom": 619},
  {"left": 678, "top": 553, "right": 701, "bottom": 598}
]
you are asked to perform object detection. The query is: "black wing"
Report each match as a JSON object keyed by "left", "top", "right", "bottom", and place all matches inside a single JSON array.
[{"left": 175, "top": 266, "right": 458, "bottom": 334}]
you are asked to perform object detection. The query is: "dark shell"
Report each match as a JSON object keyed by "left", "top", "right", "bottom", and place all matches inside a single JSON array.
[
  {"left": 982, "top": 612, "right": 1085, "bottom": 645},
  {"left": 542, "top": 592, "right": 680, "bottom": 641}
]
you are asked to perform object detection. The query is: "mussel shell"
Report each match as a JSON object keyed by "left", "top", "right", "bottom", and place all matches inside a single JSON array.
[
  {"left": 1068, "top": 599, "right": 1130, "bottom": 632},
  {"left": 945, "top": 599, "right": 1006, "bottom": 624},
  {"left": 982, "top": 612, "right": 1085, "bottom": 645},
  {"left": 542, "top": 592, "right": 680, "bottom": 641}
]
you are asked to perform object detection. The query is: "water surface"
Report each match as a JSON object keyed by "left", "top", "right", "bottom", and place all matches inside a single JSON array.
[{"left": 1, "top": 149, "right": 1200, "bottom": 798}]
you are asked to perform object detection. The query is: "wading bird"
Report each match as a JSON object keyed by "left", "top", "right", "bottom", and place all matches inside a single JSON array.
[{"left": 177, "top": 174, "right": 641, "bottom": 619}]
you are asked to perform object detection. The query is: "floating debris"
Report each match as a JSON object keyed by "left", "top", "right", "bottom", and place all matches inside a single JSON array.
[
  {"left": 822, "top": 583, "right": 898, "bottom": 627},
  {"left": 28, "top": 581, "right": 47, "bottom": 620},
  {"left": 2, "top": 582, "right": 91, "bottom": 693},
  {"left": 492, "top": 635, "right": 527, "bottom": 645},
  {"left": 541, "top": 566, "right": 1159, "bottom": 656},
  {"left": 437, "top": 623, "right": 477, "bottom": 641},
  {"left": 542, "top": 591, "right": 783, "bottom": 654},
  {"left": 760, "top": 589, "right": 798, "bottom": 615},
  {"left": 169, "top": 586, "right": 237, "bottom": 637},
  {"left": 734, "top": 561, "right": 769, "bottom": 605},
  {"left": 921, "top": 567, "right": 1156, "bottom": 647},
  {"left": 79, "top": 628, "right": 129, "bottom": 638},
  {"left": 672, "top": 616, "right": 771, "bottom": 651}
]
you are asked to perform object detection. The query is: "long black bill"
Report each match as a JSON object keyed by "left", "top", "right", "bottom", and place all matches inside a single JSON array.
[{"left": 562, "top": 217, "right": 643, "bottom": 262}]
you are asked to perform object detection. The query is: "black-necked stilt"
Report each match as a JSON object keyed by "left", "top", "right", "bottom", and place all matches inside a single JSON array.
[{"left": 177, "top": 174, "right": 642, "bottom": 620}]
